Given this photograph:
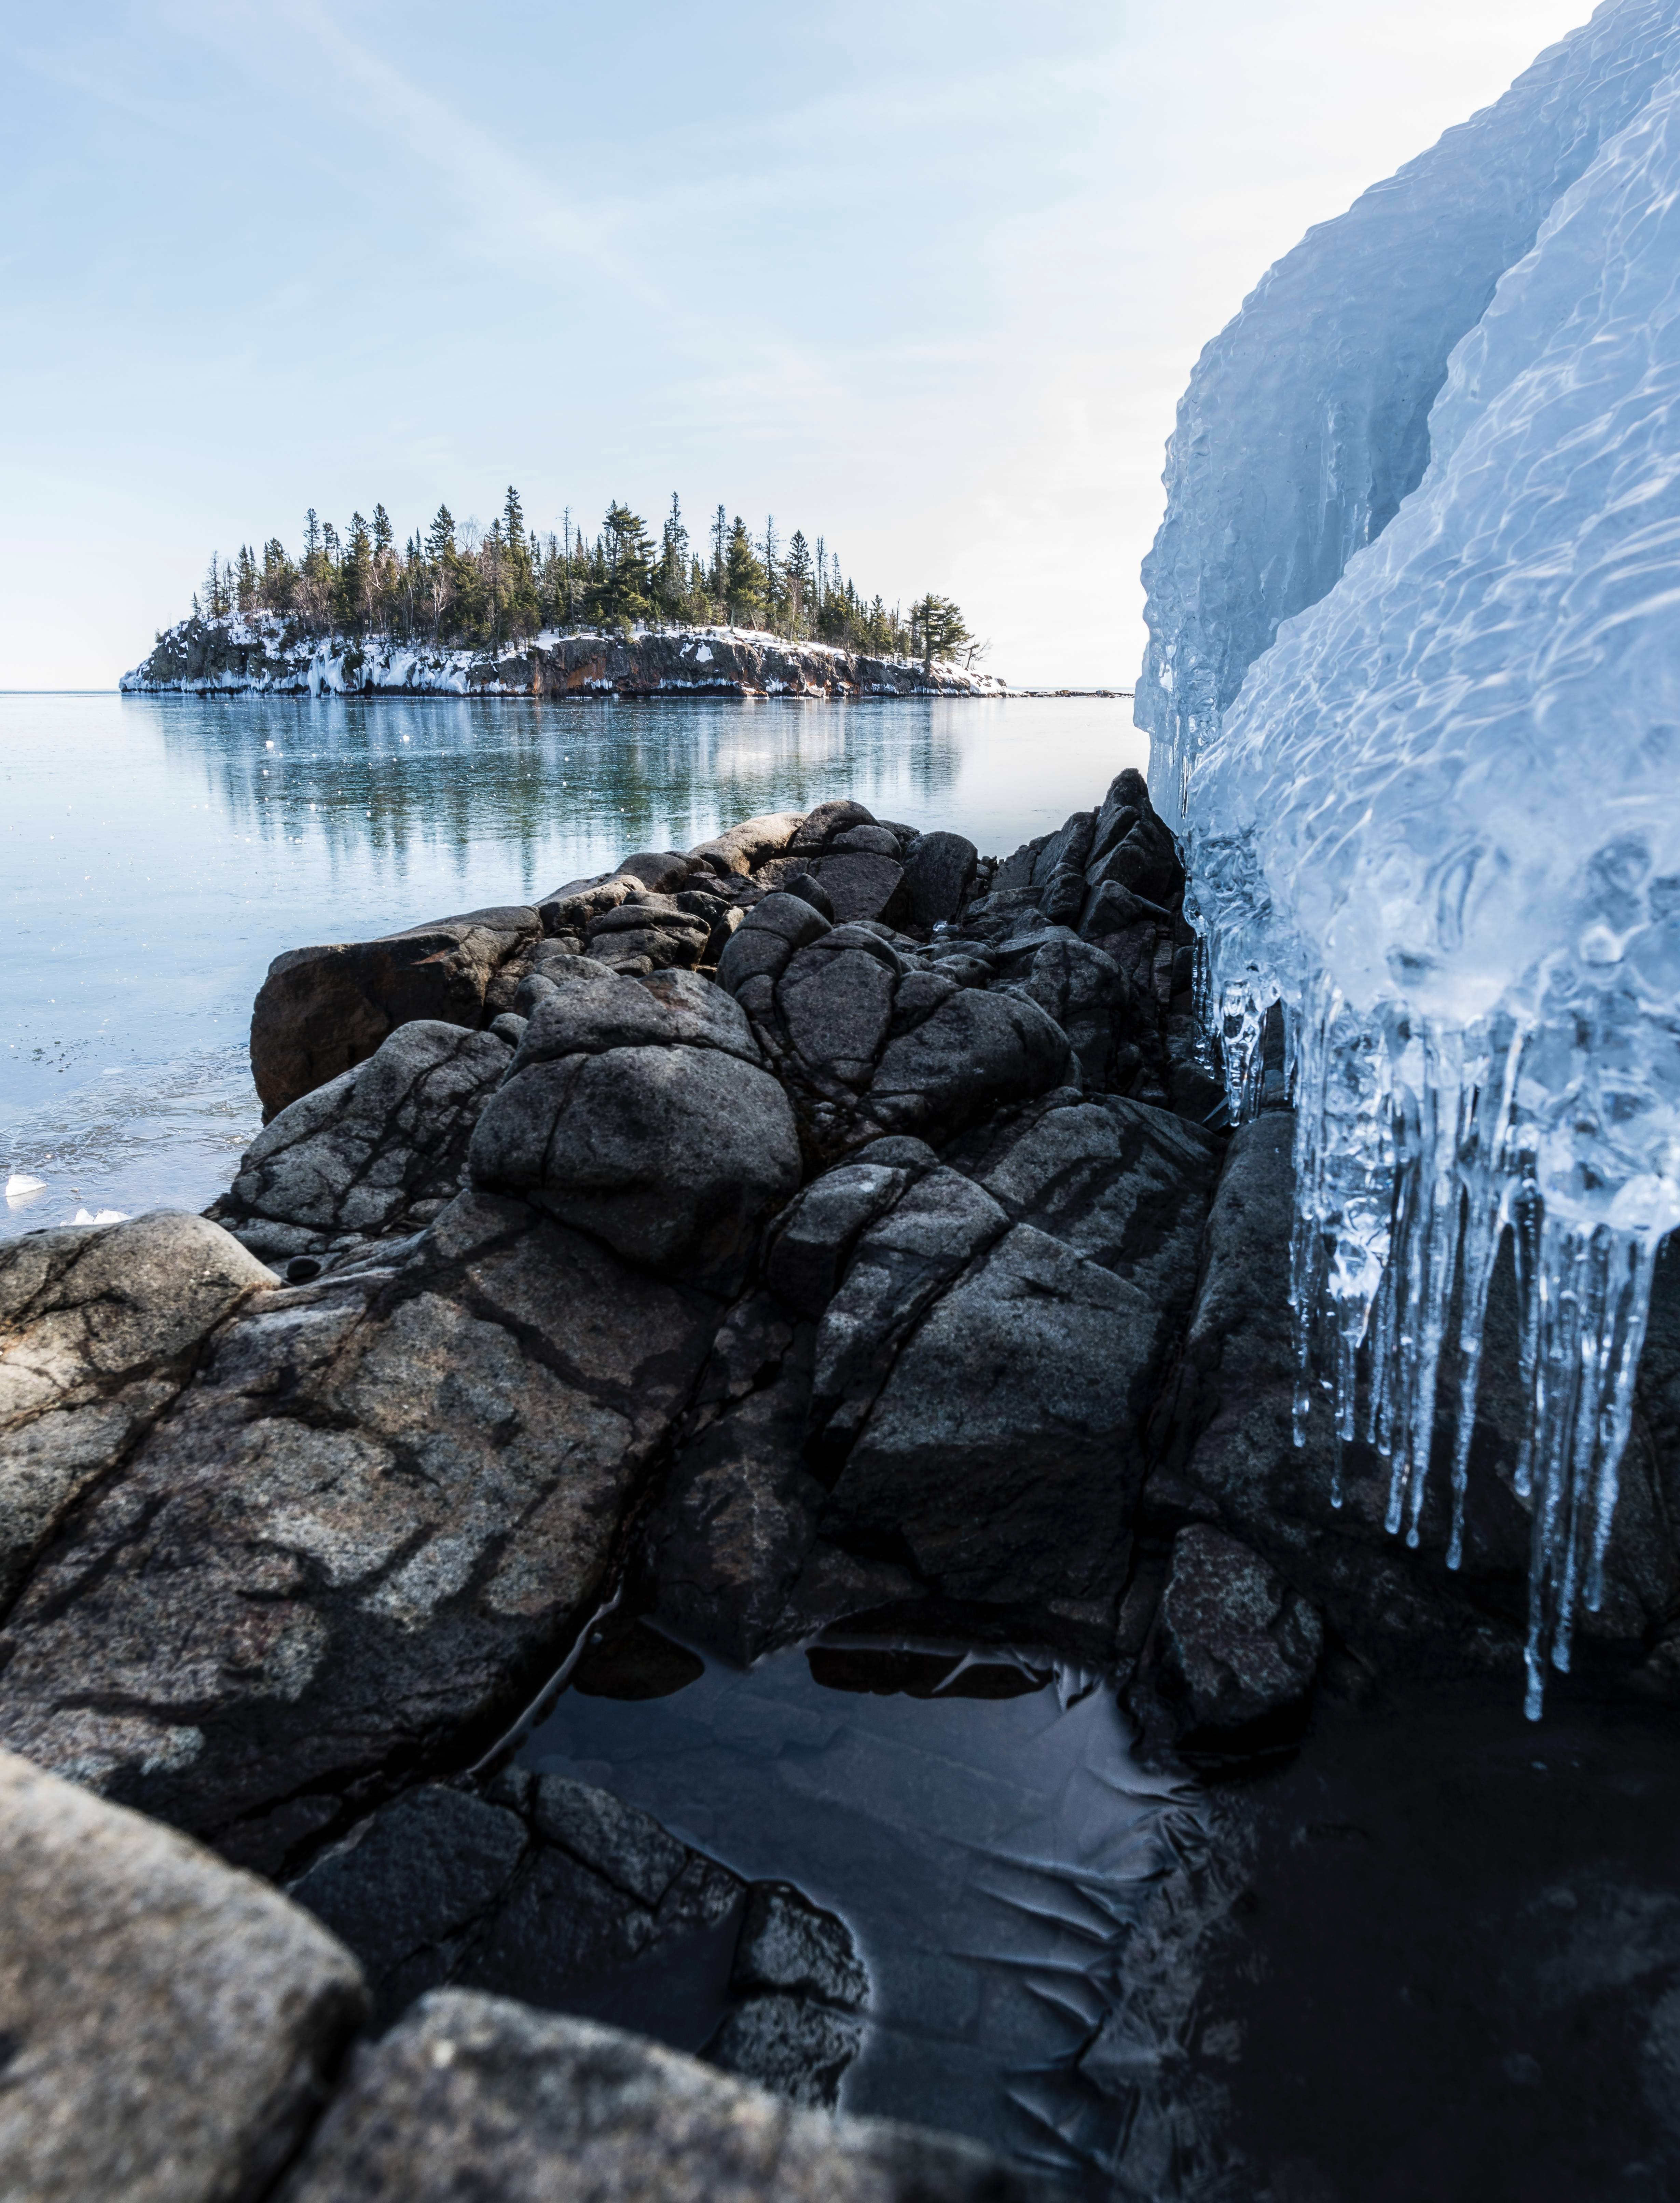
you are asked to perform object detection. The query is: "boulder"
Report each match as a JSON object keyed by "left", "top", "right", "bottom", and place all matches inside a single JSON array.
[
  {"left": 899, "top": 831, "right": 978, "bottom": 929},
  {"left": 219, "top": 1019, "right": 514, "bottom": 1261},
  {"left": 0, "top": 1192, "right": 719, "bottom": 1862},
  {"left": 281, "top": 1993, "right": 1055, "bottom": 2202},
  {"left": 0, "top": 1212, "right": 274, "bottom": 1612},
  {"left": 1154, "top": 1523, "right": 1324, "bottom": 1736},
  {"left": 811, "top": 850, "right": 906, "bottom": 926},
  {"left": 689, "top": 809, "right": 809, "bottom": 876},
  {"left": 251, "top": 905, "right": 539, "bottom": 1120},
  {"left": 468, "top": 972, "right": 802, "bottom": 1283},
  {"left": 0, "top": 1746, "right": 364, "bottom": 2203}
]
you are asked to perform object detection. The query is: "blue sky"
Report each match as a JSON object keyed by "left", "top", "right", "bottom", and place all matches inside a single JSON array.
[{"left": 2, "top": 0, "right": 1589, "bottom": 688}]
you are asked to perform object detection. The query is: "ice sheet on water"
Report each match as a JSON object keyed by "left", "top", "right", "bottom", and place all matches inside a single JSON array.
[{"left": 1142, "top": 0, "right": 1680, "bottom": 1711}]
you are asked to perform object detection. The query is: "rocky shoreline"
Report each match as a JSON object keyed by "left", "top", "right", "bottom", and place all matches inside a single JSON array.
[
  {"left": 7, "top": 770, "right": 1680, "bottom": 2197},
  {"left": 120, "top": 612, "right": 1004, "bottom": 699}
]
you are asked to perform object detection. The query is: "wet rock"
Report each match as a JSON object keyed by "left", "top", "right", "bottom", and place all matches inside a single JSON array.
[
  {"left": 898, "top": 830, "right": 978, "bottom": 929},
  {"left": 289, "top": 1785, "right": 529, "bottom": 2026},
  {"left": 220, "top": 1020, "right": 513, "bottom": 1260},
  {"left": 0, "top": 1212, "right": 274, "bottom": 1612},
  {"left": 281, "top": 1993, "right": 1053, "bottom": 2202},
  {"left": 467, "top": 967, "right": 800, "bottom": 1283},
  {"left": 732, "top": 1882, "right": 870, "bottom": 2009},
  {"left": 869, "top": 986, "right": 1072, "bottom": 1132},
  {"left": 0, "top": 1745, "right": 364, "bottom": 2203},
  {"left": 251, "top": 904, "right": 539, "bottom": 1119},
  {"left": 789, "top": 798, "right": 879, "bottom": 854},
  {"left": 709, "top": 1995, "right": 866, "bottom": 2110},
  {"left": 765, "top": 1160, "right": 924, "bottom": 1318},
  {"left": 1154, "top": 1523, "right": 1324, "bottom": 1737},
  {"left": 531, "top": 1772, "right": 688, "bottom": 1907},
  {"left": 0, "top": 1192, "right": 718, "bottom": 1856}
]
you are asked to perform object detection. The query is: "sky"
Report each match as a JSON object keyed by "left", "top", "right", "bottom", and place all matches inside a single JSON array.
[{"left": 1, "top": 0, "right": 1594, "bottom": 690}]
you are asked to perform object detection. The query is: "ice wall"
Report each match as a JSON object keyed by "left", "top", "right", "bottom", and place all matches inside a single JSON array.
[
  {"left": 1137, "top": 0, "right": 1680, "bottom": 833},
  {"left": 1143, "top": 0, "right": 1680, "bottom": 1713}
]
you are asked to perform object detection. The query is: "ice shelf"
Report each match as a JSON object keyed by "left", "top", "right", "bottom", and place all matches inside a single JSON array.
[{"left": 1139, "top": 0, "right": 1680, "bottom": 1711}]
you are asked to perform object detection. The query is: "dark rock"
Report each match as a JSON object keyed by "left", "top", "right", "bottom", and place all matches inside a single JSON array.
[
  {"left": 766, "top": 1161, "right": 919, "bottom": 1317},
  {"left": 221, "top": 1020, "right": 513, "bottom": 1259},
  {"left": 1038, "top": 864, "right": 1089, "bottom": 927},
  {"left": 732, "top": 1882, "right": 869, "bottom": 2009},
  {"left": 281, "top": 1993, "right": 1055, "bottom": 2202},
  {"left": 789, "top": 798, "right": 877, "bottom": 853},
  {"left": 289, "top": 1786, "right": 528, "bottom": 2025},
  {"left": 251, "top": 905, "right": 539, "bottom": 1120},
  {"left": 831, "top": 824, "right": 902, "bottom": 857},
  {"left": 716, "top": 891, "right": 834, "bottom": 993},
  {"left": 468, "top": 970, "right": 801, "bottom": 1281},
  {"left": 812, "top": 850, "right": 906, "bottom": 926},
  {"left": 531, "top": 1772, "right": 687, "bottom": 1907},
  {"left": 1010, "top": 935, "right": 1131, "bottom": 1089},
  {"left": 784, "top": 871, "right": 836, "bottom": 920},
  {"left": 825, "top": 1224, "right": 1167, "bottom": 1603},
  {"left": 1154, "top": 1523, "right": 1324, "bottom": 1737},
  {"left": 617, "top": 849, "right": 702, "bottom": 893},
  {"left": 870, "top": 987, "right": 1072, "bottom": 1132},
  {"left": 0, "top": 1744, "right": 365, "bottom": 2203},
  {"left": 899, "top": 830, "right": 978, "bottom": 929},
  {"left": 708, "top": 1995, "right": 865, "bottom": 2110}
]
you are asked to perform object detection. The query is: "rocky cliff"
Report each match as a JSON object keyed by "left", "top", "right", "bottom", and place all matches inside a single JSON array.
[{"left": 120, "top": 612, "right": 1003, "bottom": 699}]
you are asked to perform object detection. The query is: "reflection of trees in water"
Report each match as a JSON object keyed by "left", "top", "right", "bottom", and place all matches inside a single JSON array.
[{"left": 153, "top": 695, "right": 969, "bottom": 892}]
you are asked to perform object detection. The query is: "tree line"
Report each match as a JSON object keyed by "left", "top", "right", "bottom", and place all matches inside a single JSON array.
[{"left": 194, "top": 489, "right": 980, "bottom": 672}]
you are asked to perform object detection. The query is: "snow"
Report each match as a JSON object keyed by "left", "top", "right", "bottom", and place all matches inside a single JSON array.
[
  {"left": 1145, "top": 0, "right": 1680, "bottom": 1713},
  {"left": 4, "top": 1173, "right": 47, "bottom": 1203}
]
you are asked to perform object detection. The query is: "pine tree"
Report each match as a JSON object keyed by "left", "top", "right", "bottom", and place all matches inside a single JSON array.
[
  {"left": 598, "top": 503, "right": 655, "bottom": 624},
  {"left": 784, "top": 531, "right": 813, "bottom": 635},
  {"left": 658, "top": 494, "right": 690, "bottom": 620},
  {"left": 710, "top": 505, "right": 729, "bottom": 605},
  {"left": 723, "top": 517, "right": 767, "bottom": 628}
]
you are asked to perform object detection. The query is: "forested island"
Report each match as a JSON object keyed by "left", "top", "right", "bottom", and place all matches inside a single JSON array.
[{"left": 187, "top": 489, "right": 980, "bottom": 670}]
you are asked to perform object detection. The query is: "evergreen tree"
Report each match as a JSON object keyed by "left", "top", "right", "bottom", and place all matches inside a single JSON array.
[
  {"left": 709, "top": 505, "right": 729, "bottom": 603},
  {"left": 598, "top": 502, "right": 654, "bottom": 623},
  {"left": 909, "top": 592, "right": 973, "bottom": 673},
  {"left": 657, "top": 494, "right": 689, "bottom": 619},
  {"left": 723, "top": 517, "right": 767, "bottom": 628},
  {"left": 784, "top": 531, "right": 813, "bottom": 634}
]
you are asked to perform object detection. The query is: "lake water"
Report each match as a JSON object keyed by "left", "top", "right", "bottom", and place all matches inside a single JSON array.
[{"left": 0, "top": 689, "right": 1143, "bottom": 1236}]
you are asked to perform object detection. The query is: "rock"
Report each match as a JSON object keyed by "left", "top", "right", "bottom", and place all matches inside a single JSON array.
[
  {"left": 220, "top": 1020, "right": 513, "bottom": 1258},
  {"left": 0, "top": 1212, "right": 275, "bottom": 1613},
  {"left": 708, "top": 1995, "right": 866, "bottom": 2111},
  {"left": 1009, "top": 935, "right": 1132, "bottom": 1089},
  {"left": 0, "top": 1744, "right": 364, "bottom": 2203},
  {"left": 281, "top": 1993, "right": 1054, "bottom": 2202},
  {"left": 469, "top": 985, "right": 802, "bottom": 1282},
  {"left": 783, "top": 870, "right": 836, "bottom": 920},
  {"left": 812, "top": 851, "right": 906, "bottom": 926},
  {"left": 289, "top": 1785, "right": 529, "bottom": 2027},
  {"left": 825, "top": 1224, "right": 1166, "bottom": 1603},
  {"left": 618, "top": 850, "right": 702, "bottom": 893},
  {"left": 531, "top": 1772, "right": 688, "bottom": 1907},
  {"left": 732, "top": 1882, "right": 870, "bottom": 2010},
  {"left": 251, "top": 905, "right": 539, "bottom": 1120},
  {"left": 0, "top": 1192, "right": 718, "bottom": 1857},
  {"left": 1031, "top": 809, "right": 1097, "bottom": 891},
  {"left": 869, "top": 986, "right": 1072, "bottom": 1133},
  {"left": 716, "top": 892, "right": 834, "bottom": 993},
  {"left": 831, "top": 824, "right": 903, "bottom": 857},
  {"left": 689, "top": 809, "right": 809, "bottom": 876},
  {"left": 1082, "top": 770, "right": 1182, "bottom": 907},
  {"left": 765, "top": 1161, "right": 922, "bottom": 1317},
  {"left": 1154, "top": 1523, "right": 1324, "bottom": 1736},
  {"left": 789, "top": 798, "right": 878, "bottom": 853},
  {"left": 898, "top": 831, "right": 978, "bottom": 929},
  {"left": 642, "top": 1301, "right": 826, "bottom": 1663}
]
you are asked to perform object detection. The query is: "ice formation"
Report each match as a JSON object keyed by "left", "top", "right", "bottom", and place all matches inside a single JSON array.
[{"left": 1138, "top": 0, "right": 1680, "bottom": 1712}]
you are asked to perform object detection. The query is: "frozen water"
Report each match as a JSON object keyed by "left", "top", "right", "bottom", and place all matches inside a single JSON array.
[{"left": 1141, "top": 0, "right": 1680, "bottom": 1711}]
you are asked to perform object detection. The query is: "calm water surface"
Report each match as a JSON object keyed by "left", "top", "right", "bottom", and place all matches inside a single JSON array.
[{"left": 1, "top": 689, "right": 1142, "bottom": 1233}]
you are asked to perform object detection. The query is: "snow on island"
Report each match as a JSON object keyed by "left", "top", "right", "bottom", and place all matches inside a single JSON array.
[{"left": 120, "top": 615, "right": 1007, "bottom": 700}]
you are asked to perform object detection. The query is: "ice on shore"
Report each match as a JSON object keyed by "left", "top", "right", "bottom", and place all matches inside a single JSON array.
[{"left": 1139, "top": 0, "right": 1680, "bottom": 1711}]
